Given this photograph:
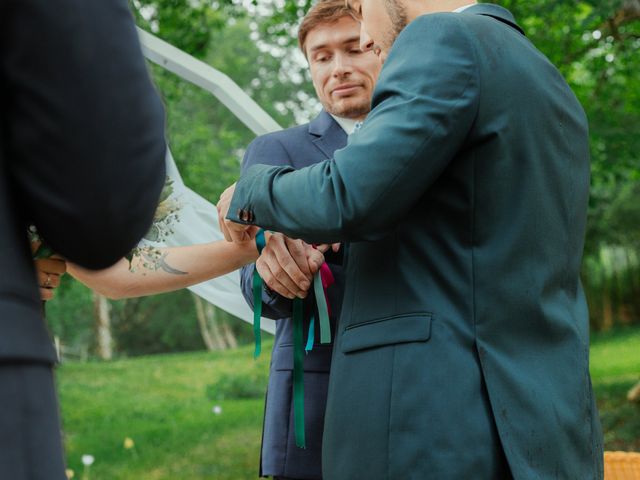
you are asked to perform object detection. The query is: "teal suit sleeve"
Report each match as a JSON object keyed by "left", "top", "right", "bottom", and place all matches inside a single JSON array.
[{"left": 229, "top": 14, "right": 479, "bottom": 243}]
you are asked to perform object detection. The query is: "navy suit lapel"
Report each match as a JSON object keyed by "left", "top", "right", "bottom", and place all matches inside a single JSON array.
[
  {"left": 465, "top": 4, "right": 525, "bottom": 36},
  {"left": 308, "top": 111, "right": 348, "bottom": 162}
]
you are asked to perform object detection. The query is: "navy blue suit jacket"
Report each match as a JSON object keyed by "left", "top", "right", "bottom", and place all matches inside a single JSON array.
[{"left": 240, "top": 111, "right": 346, "bottom": 479}]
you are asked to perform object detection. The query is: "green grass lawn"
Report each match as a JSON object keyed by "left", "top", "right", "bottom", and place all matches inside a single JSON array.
[
  {"left": 58, "top": 343, "right": 274, "bottom": 479},
  {"left": 57, "top": 327, "right": 640, "bottom": 479},
  {"left": 590, "top": 326, "right": 640, "bottom": 451}
]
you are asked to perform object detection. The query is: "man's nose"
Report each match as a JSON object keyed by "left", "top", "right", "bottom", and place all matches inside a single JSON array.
[
  {"left": 332, "top": 53, "right": 352, "bottom": 77},
  {"left": 360, "top": 23, "right": 374, "bottom": 52}
]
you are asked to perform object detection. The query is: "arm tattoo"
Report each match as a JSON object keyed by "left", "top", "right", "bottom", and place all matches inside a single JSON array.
[{"left": 140, "top": 249, "right": 188, "bottom": 275}]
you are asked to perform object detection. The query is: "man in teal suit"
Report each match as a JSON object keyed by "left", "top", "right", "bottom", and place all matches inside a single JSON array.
[{"left": 218, "top": 1, "right": 604, "bottom": 478}]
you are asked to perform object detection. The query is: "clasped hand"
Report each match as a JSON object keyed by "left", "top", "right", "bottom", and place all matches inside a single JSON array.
[
  {"left": 217, "top": 183, "right": 338, "bottom": 299},
  {"left": 258, "top": 232, "right": 332, "bottom": 300}
]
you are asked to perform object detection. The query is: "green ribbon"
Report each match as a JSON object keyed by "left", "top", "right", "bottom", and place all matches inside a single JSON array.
[
  {"left": 252, "top": 230, "right": 267, "bottom": 358},
  {"left": 313, "top": 270, "right": 332, "bottom": 344},
  {"left": 250, "top": 230, "right": 337, "bottom": 449},
  {"left": 292, "top": 297, "right": 306, "bottom": 448}
]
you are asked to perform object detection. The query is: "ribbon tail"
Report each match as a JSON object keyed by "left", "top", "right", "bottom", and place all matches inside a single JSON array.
[
  {"left": 293, "top": 298, "right": 306, "bottom": 448},
  {"left": 251, "top": 230, "right": 267, "bottom": 359},
  {"left": 252, "top": 267, "right": 262, "bottom": 358},
  {"left": 305, "top": 313, "right": 316, "bottom": 353},
  {"left": 313, "top": 271, "right": 331, "bottom": 344}
]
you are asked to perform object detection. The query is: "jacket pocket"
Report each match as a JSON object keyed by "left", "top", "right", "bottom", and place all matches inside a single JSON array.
[
  {"left": 273, "top": 344, "right": 333, "bottom": 372},
  {"left": 341, "top": 313, "right": 433, "bottom": 354}
]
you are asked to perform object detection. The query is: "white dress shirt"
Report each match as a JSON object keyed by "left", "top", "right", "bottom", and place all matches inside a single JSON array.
[
  {"left": 454, "top": 4, "right": 475, "bottom": 13},
  {"left": 330, "top": 114, "right": 359, "bottom": 135}
]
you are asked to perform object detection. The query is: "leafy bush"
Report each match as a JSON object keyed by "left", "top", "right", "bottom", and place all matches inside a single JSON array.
[{"left": 205, "top": 365, "right": 268, "bottom": 401}]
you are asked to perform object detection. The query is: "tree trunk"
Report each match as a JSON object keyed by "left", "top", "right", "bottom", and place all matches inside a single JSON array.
[
  {"left": 94, "top": 292, "right": 113, "bottom": 360},
  {"left": 628, "top": 381, "right": 640, "bottom": 403},
  {"left": 193, "top": 293, "right": 228, "bottom": 351},
  {"left": 220, "top": 312, "right": 238, "bottom": 349}
]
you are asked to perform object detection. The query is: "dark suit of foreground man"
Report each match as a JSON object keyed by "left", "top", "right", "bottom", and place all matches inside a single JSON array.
[
  {"left": 222, "top": 2, "right": 604, "bottom": 478},
  {"left": 0, "top": 1, "right": 166, "bottom": 477}
]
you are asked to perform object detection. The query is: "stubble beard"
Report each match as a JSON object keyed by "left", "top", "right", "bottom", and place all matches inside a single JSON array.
[{"left": 325, "top": 98, "right": 371, "bottom": 120}]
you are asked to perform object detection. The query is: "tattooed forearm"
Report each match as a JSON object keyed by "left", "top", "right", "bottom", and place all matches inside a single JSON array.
[{"left": 140, "top": 249, "right": 188, "bottom": 275}]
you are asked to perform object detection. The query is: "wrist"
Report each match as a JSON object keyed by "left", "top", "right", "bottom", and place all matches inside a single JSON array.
[{"left": 243, "top": 241, "right": 260, "bottom": 263}]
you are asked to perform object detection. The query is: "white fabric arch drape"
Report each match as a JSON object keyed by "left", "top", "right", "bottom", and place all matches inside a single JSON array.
[
  {"left": 138, "top": 28, "right": 283, "bottom": 335},
  {"left": 161, "top": 150, "right": 276, "bottom": 334}
]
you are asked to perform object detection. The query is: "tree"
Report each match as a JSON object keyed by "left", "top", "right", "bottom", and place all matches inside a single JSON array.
[{"left": 49, "top": 0, "right": 639, "bottom": 355}]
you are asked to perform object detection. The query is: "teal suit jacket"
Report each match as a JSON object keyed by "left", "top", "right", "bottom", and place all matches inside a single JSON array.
[{"left": 229, "top": 5, "right": 603, "bottom": 479}]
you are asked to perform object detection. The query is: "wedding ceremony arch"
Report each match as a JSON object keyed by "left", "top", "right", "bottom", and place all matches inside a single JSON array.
[{"left": 138, "top": 27, "right": 280, "bottom": 334}]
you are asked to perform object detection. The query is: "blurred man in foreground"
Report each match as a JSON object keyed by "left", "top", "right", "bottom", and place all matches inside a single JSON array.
[{"left": 0, "top": 0, "right": 166, "bottom": 477}]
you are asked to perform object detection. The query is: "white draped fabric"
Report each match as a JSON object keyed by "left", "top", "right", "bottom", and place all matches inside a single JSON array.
[
  {"left": 161, "top": 150, "right": 276, "bottom": 334},
  {"left": 138, "top": 28, "right": 283, "bottom": 335}
]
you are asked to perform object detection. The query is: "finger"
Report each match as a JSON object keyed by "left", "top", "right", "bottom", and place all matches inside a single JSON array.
[
  {"left": 246, "top": 225, "right": 260, "bottom": 240},
  {"left": 40, "top": 288, "right": 54, "bottom": 301},
  {"left": 284, "top": 238, "right": 312, "bottom": 279},
  {"left": 37, "top": 272, "right": 61, "bottom": 289},
  {"left": 219, "top": 206, "right": 231, "bottom": 241},
  {"left": 256, "top": 258, "right": 297, "bottom": 299},
  {"left": 263, "top": 251, "right": 308, "bottom": 298},
  {"left": 273, "top": 245, "right": 311, "bottom": 292},
  {"left": 316, "top": 244, "right": 331, "bottom": 253},
  {"left": 332, "top": 243, "right": 341, "bottom": 252},
  {"left": 268, "top": 235, "right": 311, "bottom": 287},
  {"left": 230, "top": 223, "right": 259, "bottom": 243},
  {"left": 222, "top": 219, "right": 237, "bottom": 242},
  {"left": 35, "top": 258, "right": 66, "bottom": 275},
  {"left": 306, "top": 249, "right": 325, "bottom": 274}
]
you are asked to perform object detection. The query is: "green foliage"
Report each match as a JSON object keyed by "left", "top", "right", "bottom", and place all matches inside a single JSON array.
[
  {"left": 149, "top": 16, "right": 314, "bottom": 203},
  {"left": 130, "top": 0, "right": 235, "bottom": 57},
  {"left": 110, "top": 290, "right": 205, "bottom": 355},
  {"left": 58, "top": 342, "right": 272, "bottom": 479},
  {"left": 46, "top": 276, "right": 95, "bottom": 352},
  {"left": 494, "top": 1, "right": 640, "bottom": 255},
  {"left": 56, "top": 331, "right": 639, "bottom": 479},
  {"left": 134, "top": 0, "right": 640, "bottom": 332},
  {"left": 590, "top": 325, "right": 640, "bottom": 380},
  {"left": 590, "top": 326, "right": 640, "bottom": 450},
  {"left": 495, "top": 1, "right": 640, "bottom": 328},
  {"left": 205, "top": 364, "right": 268, "bottom": 401},
  {"left": 50, "top": 0, "right": 638, "bottom": 354},
  {"left": 49, "top": 1, "right": 314, "bottom": 357}
]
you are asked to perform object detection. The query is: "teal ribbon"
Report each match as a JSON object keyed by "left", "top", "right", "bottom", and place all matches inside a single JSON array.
[
  {"left": 250, "top": 230, "right": 334, "bottom": 449},
  {"left": 313, "top": 271, "right": 332, "bottom": 344},
  {"left": 305, "top": 313, "right": 315, "bottom": 353},
  {"left": 252, "top": 230, "right": 267, "bottom": 358},
  {"left": 293, "top": 298, "right": 306, "bottom": 448}
]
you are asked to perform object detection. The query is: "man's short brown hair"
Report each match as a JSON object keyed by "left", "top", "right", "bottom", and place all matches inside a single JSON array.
[{"left": 298, "top": 0, "right": 355, "bottom": 57}]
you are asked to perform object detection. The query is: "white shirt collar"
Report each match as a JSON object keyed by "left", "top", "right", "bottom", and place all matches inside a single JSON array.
[
  {"left": 330, "top": 114, "right": 359, "bottom": 135},
  {"left": 454, "top": 4, "right": 475, "bottom": 13}
]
